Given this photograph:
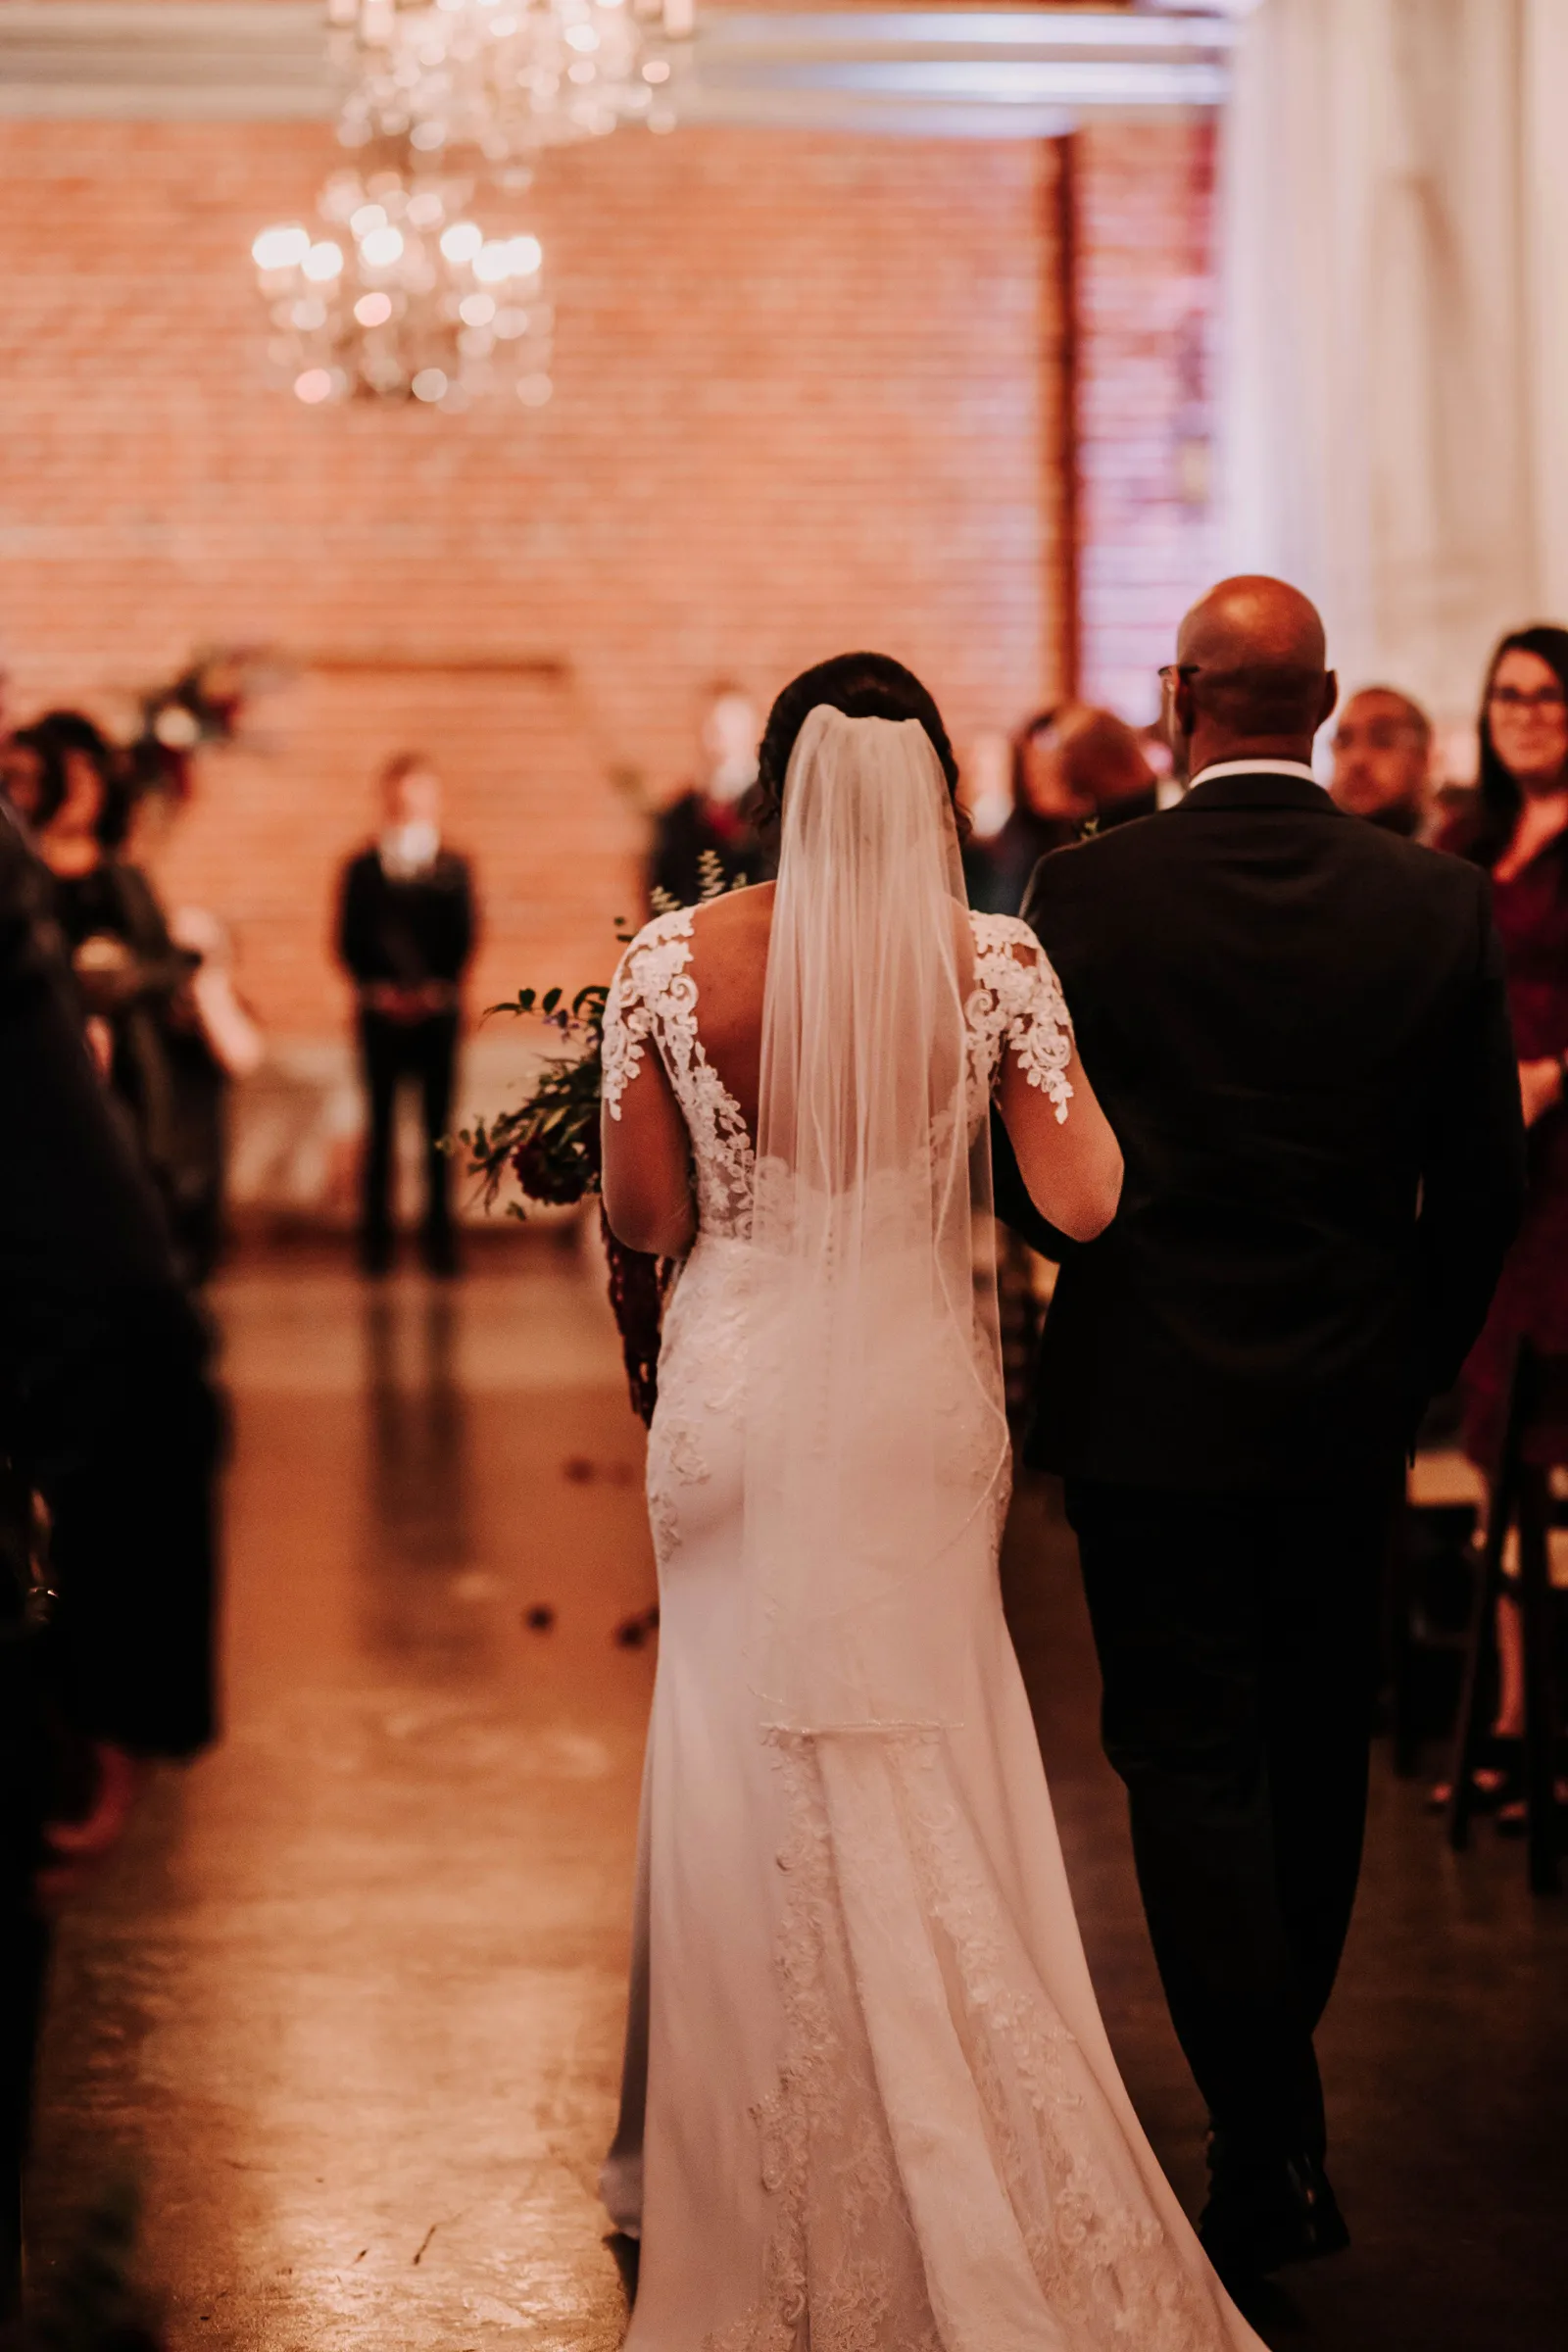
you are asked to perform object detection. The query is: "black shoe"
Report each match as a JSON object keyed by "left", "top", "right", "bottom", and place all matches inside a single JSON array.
[{"left": 1200, "top": 2144, "right": 1349, "bottom": 2286}]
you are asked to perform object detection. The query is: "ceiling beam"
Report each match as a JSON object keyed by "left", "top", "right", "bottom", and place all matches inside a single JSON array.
[{"left": 0, "top": 5, "right": 1230, "bottom": 131}]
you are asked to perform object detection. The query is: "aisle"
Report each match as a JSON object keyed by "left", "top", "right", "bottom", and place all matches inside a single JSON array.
[
  {"left": 25, "top": 1247, "right": 1568, "bottom": 2351},
  {"left": 30, "top": 1246, "right": 656, "bottom": 2351}
]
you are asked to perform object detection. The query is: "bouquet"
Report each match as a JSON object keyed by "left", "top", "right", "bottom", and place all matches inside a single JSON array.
[
  {"left": 464, "top": 866, "right": 747, "bottom": 1424},
  {"left": 461, "top": 977, "right": 671, "bottom": 1425}
]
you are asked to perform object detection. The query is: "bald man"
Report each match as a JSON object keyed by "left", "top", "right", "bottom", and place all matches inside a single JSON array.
[{"left": 995, "top": 576, "right": 1524, "bottom": 2290}]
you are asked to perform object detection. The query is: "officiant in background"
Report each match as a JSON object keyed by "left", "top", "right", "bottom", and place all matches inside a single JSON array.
[
  {"left": 336, "top": 753, "right": 477, "bottom": 1279},
  {"left": 646, "top": 682, "right": 769, "bottom": 909}
]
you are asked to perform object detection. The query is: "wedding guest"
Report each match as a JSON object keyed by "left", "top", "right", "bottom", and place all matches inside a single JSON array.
[
  {"left": 0, "top": 724, "right": 64, "bottom": 831},
  {"left": 30, "top": 712, "right": 224, "bottom": 1281},
  {"left": 647, "top": 684, "right": 767, "bottom": 908},
  {"left": 971, "top": 706, "right": 1094, "bottom": 914},
  {"left": 336, "top": 753, "right": 477, "bottom": 1278},
  {"left": 1064, "top": 707, "right": 1160, "bottom": 832},
  {"left": 1436, "top": 625, "right": 1568, "bottom": 1815},
  {"left": 0, "top": 789, "right": 219, "bottom": 2317},
  {"left": 1331, "top": 686, "right": 1433, "bottom": 837}
]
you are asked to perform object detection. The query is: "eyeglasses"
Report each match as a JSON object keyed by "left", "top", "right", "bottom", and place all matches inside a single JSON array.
[
  {"left": 1489, "top": 685, "right": 1567, "bottom": 712},
  {"left": 1157, "top": 664, "right": 1200, "bottom": 689}
]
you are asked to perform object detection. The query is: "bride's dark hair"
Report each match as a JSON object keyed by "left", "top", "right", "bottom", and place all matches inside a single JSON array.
[{"left": 757, "top": 653, "right": 963, "bottom": 829}]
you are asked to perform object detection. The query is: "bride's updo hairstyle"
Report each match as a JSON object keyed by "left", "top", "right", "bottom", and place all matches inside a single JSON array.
[{"left": 757, "top": 653, "right": 963, "bottom": 831}]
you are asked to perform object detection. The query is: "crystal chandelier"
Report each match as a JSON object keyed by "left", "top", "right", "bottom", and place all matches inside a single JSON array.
[
  {"left": 252, "top": 166, "right": 553, "bottom": 409},
  {"left": 328, "top": 0, "right": 694, "bottom": 165}
]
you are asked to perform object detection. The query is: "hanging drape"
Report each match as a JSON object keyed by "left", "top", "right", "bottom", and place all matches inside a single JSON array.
[{"left": 1221, "top": 0, "right": 1568, "bottom": 722}]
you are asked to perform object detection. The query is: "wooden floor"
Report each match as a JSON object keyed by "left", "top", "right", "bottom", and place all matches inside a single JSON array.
[{"left": 25, "top": 1244, "right": 1568, "bottom": 2351}]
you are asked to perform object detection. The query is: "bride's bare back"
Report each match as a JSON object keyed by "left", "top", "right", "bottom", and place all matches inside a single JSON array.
[{"left": 602, "top": 881, "right": 1121, "bottom": 1260}]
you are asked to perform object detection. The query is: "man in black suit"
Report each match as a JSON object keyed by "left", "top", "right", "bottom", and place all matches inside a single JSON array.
[
  {"left": 336, "top": 754, "right": 477, "bottom": 1277},
  {"left": 0, "top": 794, "right": 219, "bottom": 2314},
  {"left": 996, "top": 576, "right": 1525, "bottom": 2286}
]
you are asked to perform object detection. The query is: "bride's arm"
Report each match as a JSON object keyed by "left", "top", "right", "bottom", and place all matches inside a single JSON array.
[
  {"left": 998, "top": 1039, "right": 1122, "bottom": 1243},
  {"left": 989, "top": 935, "right": 1122, "bottom": 1243},
  {"left": 601, "top": 1044, "right": 696, "bottom": 1258}
]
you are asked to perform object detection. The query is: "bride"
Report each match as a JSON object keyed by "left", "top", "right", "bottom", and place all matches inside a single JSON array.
[{"left": 597, "top": 654, "right": 1265, "bottom": 2351}]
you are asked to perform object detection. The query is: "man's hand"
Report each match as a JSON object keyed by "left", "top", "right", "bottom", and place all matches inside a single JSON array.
[
  {"left": 36, "top": 1741, "right": 151, "bottom": 1907},
  {"left": 1518, "top": 1056, "right": 1564, "bottom": 1129}
]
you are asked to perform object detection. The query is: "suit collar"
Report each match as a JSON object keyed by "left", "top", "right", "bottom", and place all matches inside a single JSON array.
[{"left": 1179, "top": 760, "right": 1339, "bottom": 814}]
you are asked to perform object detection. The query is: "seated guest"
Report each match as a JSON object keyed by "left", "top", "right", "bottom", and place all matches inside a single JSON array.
[
  {"left": 1331, "top": 685, "right": 1433, "bottom": 836},
  {"left": 1062, "top": 707, "right": 1161, "bottom": 832},
  {"left": 337, "top": 753, "right": 477, "bottom": 1278},
  {"left": 0, "top": 724, "right": 65, "bottom": 831},
  {"left": 973, "top": 706, "right": 1095, "bottom": 914},
  {"left": 648, "top": 684, "right": 767, "bottom": 908},
  {"left": 1436, "top": 625, "right": 1568, "bottom": 1818}
]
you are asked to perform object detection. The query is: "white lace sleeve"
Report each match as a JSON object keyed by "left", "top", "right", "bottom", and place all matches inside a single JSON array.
[
  {"left": 602, "top": 937, "right": 655, "bottom": 1122},
  {"left": 967, "top": 912, "right": 1075, "bottom": 1126},
  {"left": 601, "top": 908, "right": 695, "bottom": 1121}
]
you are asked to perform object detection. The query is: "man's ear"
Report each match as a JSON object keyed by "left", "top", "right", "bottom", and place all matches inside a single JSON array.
[
  {"left": 1171, "top": 676, "right": 1198, "bottom": 745},
  {"left": 1318, "top": 670, "right": 1340, "bottom": 729}
]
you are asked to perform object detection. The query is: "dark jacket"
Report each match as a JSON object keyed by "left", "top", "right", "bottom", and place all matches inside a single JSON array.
[
  {"left": 994, "top": 768, "right": 1526, "bottom": 1492},
  {"left": 336, "top": 847, "right": 476, "bottom": 990},
  {"left": 648, "top": 789, "right": 770, "bottom": 910},
  {"left": 0, "top": 808, "right": 218, "bottom": 1758}
]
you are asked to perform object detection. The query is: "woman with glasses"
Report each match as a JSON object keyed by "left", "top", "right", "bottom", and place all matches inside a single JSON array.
[{"left": 1438, "top": 625, "right": 1568, "bottom": 1819}]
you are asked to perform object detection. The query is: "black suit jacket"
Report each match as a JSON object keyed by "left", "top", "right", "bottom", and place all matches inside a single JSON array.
[
  {"left": 994, "top": 769, "right": 1526, "bottom": 1492},
  {"left": 0, "top": 807, "right": 218, "bottom": 1757},
  {"left": 336, "top": 847, "right": 476, "bottom": 989}
]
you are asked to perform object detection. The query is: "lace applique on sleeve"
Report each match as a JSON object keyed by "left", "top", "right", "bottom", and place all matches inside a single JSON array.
[
  {"left": 967, "top": 912, "right": 1076, "bottom": 1126},
  {"left": 602, "top": 908, "right": 695, "bottom": 1121}
]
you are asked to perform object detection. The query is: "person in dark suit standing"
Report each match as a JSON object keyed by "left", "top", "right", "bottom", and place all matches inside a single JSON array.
[
  {"left": 646, "top": 685, "right": 768, "bottom": 910},
  {"left": 336, "top": 754, "right": 477, "bottom": 1277},
  {"left": 994, "top": 576, "right": 1525, "bottom": 2290},
  {"left": 0, "top": 791, "right": 219, "bottom": 2317}
]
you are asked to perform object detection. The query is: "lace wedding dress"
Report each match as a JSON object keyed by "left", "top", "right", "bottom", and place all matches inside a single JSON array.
[{"left": 598, "top": 710, "right": 1263, "bottom": 2352}]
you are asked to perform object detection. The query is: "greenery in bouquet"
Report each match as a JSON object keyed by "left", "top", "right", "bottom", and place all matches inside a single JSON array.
[
  {"left": 459, "top": 976, "right": 671, "bottom": 1427},
  {"left": 461, "top": 861, "right": 741, "bottom": 1426}
]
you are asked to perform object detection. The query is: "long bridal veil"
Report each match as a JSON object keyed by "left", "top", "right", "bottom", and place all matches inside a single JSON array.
[{"left": 742, "top": 704, "right": 1010, "bottom": 1736}]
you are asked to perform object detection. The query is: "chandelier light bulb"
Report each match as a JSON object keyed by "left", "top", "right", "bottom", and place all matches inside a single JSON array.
[
  {"left": 331, "top": 0, "right": 693, "bottom": 166},
  {"left": 360, "top": 224, "right": 407, "bottom": 267},
  {"left": 253, "top": 224, "right": 311, "bottom": 271},
  {"left": 253, "top": 169, "right": 554, "bottom": 411}
]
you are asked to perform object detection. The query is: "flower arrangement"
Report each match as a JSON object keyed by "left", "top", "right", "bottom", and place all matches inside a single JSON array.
[
  {"left": 461, "top": 974, "right": 672, "bottom": 1425},
  {"left": 463, "top": 858, "right": 741, "bottom": 1424},
  {"left": 121, "top": 647, "right": 275, "bottom": 805}
]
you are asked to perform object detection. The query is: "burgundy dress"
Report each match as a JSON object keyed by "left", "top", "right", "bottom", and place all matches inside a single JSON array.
[{"left": 1460, "top": 839, "right": 1568, "bottom": 1467}]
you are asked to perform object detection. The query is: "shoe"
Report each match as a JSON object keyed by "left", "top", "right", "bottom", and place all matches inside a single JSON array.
[
  {"left": 1200, "top": 2144, "right": 1349, "bottom": 2286},
  {"left": 1427, "top": 1732, "right": 1523, "bottom": 1814}
]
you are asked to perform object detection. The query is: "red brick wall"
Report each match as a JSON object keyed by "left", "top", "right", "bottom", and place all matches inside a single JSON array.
[
  {"left": 0, "top": 121, "right": 1061, "bottom": 1036},
  {"left": 1074, "top": 118, "right": 1220, "bottom": 723}
]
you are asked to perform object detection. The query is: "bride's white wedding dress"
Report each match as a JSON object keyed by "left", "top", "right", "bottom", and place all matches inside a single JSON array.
[{"left": 599, "top": 710, "right": 1263, "bottom": 2352}]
